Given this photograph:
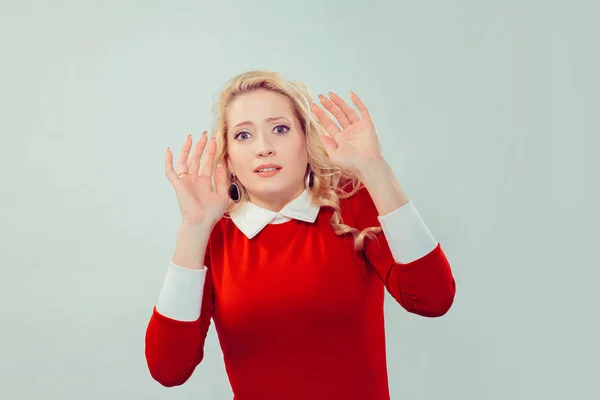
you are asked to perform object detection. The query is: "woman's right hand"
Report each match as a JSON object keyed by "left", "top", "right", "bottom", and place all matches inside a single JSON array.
[{"left": 165, "top": 132, "right": 229, "bottom": 229}]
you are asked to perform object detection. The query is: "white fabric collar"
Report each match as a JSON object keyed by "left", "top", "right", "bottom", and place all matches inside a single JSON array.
[{"left": 229, "top": 189, "right": 320, "bottom": 239}]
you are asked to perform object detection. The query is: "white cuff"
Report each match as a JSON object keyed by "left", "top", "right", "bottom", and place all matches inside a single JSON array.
[
  {"left": 377, "top": 200, "right": 438, "bottom": 264},
  {"left": 155, "top": 260, "right": 207, "bottom": 321}
]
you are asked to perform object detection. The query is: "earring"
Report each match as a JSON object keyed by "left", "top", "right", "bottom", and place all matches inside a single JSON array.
[
  {"left": 228, "top": 173, "right": 240, "bottom": 202},
  {"left": 305, "top": 166, "right": 314, "bottom": 189}
]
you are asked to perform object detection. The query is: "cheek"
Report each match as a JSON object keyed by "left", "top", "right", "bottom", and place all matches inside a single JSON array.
[
  {"left": 282, "top": 134, "right": 307, "bottom": 160},
  {"left": 227, "top": 146, "right": 249, "bottom": 173},
  {"left": 293, "top": 140, "right": 309, "bottom": 165},
  {"left": 281, "top": 144, "right": 309, "bottom": 178}
]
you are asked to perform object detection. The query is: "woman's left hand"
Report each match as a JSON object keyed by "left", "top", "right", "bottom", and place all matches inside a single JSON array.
[{"left": 311, "top": 91, "right": 383, "bottom": 175}]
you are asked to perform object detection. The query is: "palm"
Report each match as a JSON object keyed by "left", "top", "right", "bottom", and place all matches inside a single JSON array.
[
  {"left": 165, "top": 132, "right": 229, "bottom": 227},
  {"left": 311, "top": 91, "right": 383, "bottom": 174},
  {"left": 178, "top": 175, "right": 228, "bottom": 223}
]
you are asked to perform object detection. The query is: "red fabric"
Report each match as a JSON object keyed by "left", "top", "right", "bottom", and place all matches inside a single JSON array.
[{"left": 145, "top": 187, "right": 456, "bottom": 399}]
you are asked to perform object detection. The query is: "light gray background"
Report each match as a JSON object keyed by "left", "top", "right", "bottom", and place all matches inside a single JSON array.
[{"left": 1, "top": 0, "right": 598, "bottom": 399}]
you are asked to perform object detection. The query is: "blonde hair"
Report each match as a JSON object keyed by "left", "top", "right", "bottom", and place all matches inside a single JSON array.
[{"left": 210, "top": 70, "right": 381, "bottom": 251}]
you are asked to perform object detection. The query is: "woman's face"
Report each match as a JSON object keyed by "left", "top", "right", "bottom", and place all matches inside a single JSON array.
[{"left": 226, "top": 89, "right": 308, "bottom": 210}]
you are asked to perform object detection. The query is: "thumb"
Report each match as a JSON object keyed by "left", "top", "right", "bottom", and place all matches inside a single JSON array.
[
  {"left": 214, "top": 163, "right": 228, "bottom": 198},
  {"left": 319, "top": 134, "right": 337, "bottom": 157}
]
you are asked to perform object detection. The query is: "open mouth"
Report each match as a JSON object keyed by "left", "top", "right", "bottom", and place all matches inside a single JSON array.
[
  {"left": 254, "top": 164, "right": 282, "bottom": 177},
  {"left": 256, "top": 167, "right": 280, "bottom": 173},
  {"left": 254, "top": 165, "right": 282, "bottom": 173}
]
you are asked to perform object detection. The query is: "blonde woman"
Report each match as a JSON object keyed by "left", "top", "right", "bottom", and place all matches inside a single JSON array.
[{"left": 145, "top": 70, "right": 456, "bottom": 399}]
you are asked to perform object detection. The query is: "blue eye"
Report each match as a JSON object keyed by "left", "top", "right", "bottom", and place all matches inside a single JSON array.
[
  {"left": 274, "top": 125, "right": 290, "bottom": 134},
  {"left": 233, "top": 125, "right": 289, "bottom": 141},
  {"left": 234, "top": 131, "right": 251, "bottom": 140}
]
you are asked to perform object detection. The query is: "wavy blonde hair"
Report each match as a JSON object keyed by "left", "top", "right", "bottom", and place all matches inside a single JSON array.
[{"left": 210, "top": 70, "right": 381, "bottom": 251}]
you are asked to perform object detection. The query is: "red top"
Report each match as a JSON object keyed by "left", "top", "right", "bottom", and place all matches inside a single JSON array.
[{"left": 145, "top": 187, "right": 456, "bottom": 399}]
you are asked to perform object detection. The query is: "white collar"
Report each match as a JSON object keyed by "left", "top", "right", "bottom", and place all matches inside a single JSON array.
[{"left": 229, "top": 189, "right": 321, "bottom": 239}]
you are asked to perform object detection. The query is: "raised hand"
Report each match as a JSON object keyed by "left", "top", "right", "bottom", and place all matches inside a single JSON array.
[
  {"left": 165, "top": 132, "right": 229, "bottom": 229},
  {"left": 311, "top": 91, "right": 383, "bottom": 175}
]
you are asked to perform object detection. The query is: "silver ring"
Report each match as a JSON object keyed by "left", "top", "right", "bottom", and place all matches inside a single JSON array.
[{"left": 177, "top": 172, "right": 189, "bottom": 178}]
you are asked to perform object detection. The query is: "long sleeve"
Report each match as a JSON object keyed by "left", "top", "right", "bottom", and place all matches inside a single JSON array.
[
  {"left": 144, "top": 254, "right": 215, "bottom": 387},
  {"left": 350, "top": 187, "right": 456, "bottom": 317},
  {"left": 155, "top": 261, "right": 207, "bottom": 321}
]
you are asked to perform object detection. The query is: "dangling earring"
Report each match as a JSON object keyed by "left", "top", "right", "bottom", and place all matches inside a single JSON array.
[
  {"left": 228, "top": 173, "right": 240, "bottom": 202},
  {"left": 305, "top": 166, "right": 314, "bottom": 189}
]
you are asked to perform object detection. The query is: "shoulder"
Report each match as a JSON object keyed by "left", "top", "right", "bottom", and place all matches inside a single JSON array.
[
  {"left": 203, "top": 216, "right": 235, "bottom": 267},
  {"left": 340, "top": 183, "right": 377, "bottom": 211},
  {"left": 206, "top": 217, "right": 228, "bottom": 251},
  {"left": 338, "top": 183, "right": 379, "bottom": 229}
]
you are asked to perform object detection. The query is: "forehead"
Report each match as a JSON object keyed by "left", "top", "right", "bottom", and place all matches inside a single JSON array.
[{"left": 227, "top": 90, "right": 295, "bottom": 125}]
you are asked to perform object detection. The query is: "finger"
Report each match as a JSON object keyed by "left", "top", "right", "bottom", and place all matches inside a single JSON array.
[
  {"left": 327, "top": 91, "right": 361, "bottom": 124},
  {"left": 189, "top": 131, "right": 208, "bottom": 176},
  {"left": 350, "top": 91, "right": 372, "bottom": 121},
  {"left": 165, "top": 147, "right": 179, "bottom": 184},
  {"left": 214, "top": 162, "right": 228, "bottom": 198},
  {"left": 176, "top": 134, "right": 193, "bottom": 174},
  {"left": 318, "top": 94, "right": 351, "bottom": 129},
  {"left": 311, "top": 102, "right": 341, "bottom": 136},
  {"left": 199, "top": 136, "right": 217, "bottom": 178}
]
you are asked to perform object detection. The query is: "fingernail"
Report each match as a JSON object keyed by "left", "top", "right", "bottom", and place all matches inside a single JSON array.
[{"left": 188, "top": 134, "right": 192, "bottom": 138}]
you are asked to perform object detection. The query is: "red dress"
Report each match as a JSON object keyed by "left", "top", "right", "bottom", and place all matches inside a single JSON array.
[{"left": 145, "top": 186, "right": 456, "bottom": 399}]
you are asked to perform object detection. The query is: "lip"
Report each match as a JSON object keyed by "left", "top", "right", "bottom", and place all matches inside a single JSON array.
[{"left": 254, "top": 163, "right": 282, "bottom": 173}]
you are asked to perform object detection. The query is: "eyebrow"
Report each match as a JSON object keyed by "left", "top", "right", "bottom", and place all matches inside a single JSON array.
[{"left": 231, "top": 116, "right": 291, "bottom": 130}]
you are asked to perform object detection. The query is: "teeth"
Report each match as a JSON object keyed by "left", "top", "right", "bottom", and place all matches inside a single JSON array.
[{"left": 258, "top": 167, "right": 277, "bottom": 172}]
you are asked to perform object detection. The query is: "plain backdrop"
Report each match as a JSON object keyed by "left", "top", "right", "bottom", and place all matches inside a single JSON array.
[{"left": 1, "top": 1, "right": 598, "bottom": 399}]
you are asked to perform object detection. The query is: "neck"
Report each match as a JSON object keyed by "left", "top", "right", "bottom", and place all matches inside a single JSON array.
[{"left": 247, "top": 185, "right": 306, "bottom": 212}]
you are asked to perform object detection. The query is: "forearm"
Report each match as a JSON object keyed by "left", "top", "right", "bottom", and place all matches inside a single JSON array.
[
  {"left": 145, "top": 307, "right": 208, "bottom": 386},
  {"left": 172, "top": 224, "right": 212, "bottom": 270},
  {"left": 154, "top": 224, "right": 212, "bottom": 322},
  {"left": 356, "top": 158, "right": 409, "bottom": 216},
  {"left": 386, "top": 246, "right": 456, "bottom": 317}
]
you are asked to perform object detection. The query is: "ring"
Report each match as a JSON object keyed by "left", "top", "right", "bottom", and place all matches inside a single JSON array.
[{"left": 177, "top": 172, "right": 189, "bottom": 178}]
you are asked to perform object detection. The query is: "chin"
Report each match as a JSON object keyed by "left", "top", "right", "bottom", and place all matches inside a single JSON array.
[
  {"left": 250, "top": 181, "right": 289, "bottom": 196},
  {"left": 247, "top": 177, "right": 304, "bottom": 199}
]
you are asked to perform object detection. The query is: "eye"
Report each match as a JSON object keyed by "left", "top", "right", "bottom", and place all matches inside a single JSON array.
[
  {"left": 234, "top": 131, "right": 251, "bottom": 141},
  {"left": 274, "top": 124, "right": 290, "bottom": 134},
  {"left": 233, "top": 125, "right": 289, "bottom": 141}
]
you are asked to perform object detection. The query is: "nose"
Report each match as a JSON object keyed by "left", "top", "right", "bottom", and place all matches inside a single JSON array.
[
  {"left": 255, "top": 134, "right": 276, "bottom": 158},
  {"left": 256, "top": 148, "right": 275, "bottom": 157}
]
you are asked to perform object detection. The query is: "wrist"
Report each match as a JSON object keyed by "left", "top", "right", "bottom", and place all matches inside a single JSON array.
[
  {"left": 173, "top": 225, "right": 211, "bottom": 271},
  {"left": 355, "top": 158, "right": 410, "bottom": 215},
  {"left": 355, "top": 157, "right": 389, "bottom": 184},
  {"left": 178, "top": 223, "right": 213, "bottom": 239}
]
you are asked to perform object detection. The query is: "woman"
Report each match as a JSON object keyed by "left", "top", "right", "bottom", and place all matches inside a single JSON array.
[{"left": 145, "top": 70, "right": 456, "bottom": 399}]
